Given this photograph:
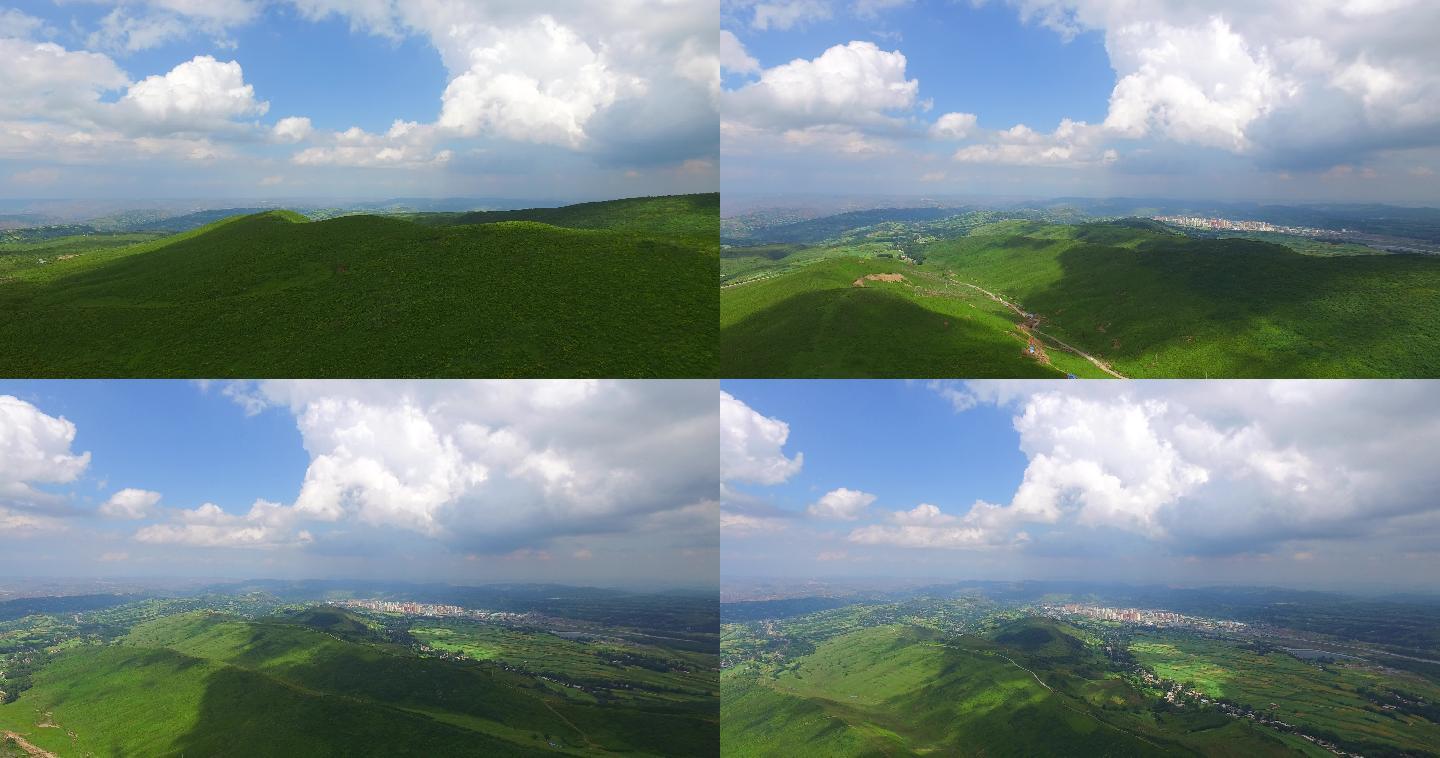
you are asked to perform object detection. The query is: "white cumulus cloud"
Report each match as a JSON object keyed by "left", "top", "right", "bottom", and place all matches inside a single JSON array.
[
  {"left": 807, "top": 487, "right": 877, "bottom": 520},
  {"left": 116, "top": 55, "right": 269, "bottom": 133},
  {"left": 721, "top": 29, "right": 760, "bottom": 74},
  {"left": 725, "top": 41, "right": 919, "bottom": 131},
  {"left": 271, "top": 116, "right": 313, "bottom": 143},
  {"left": 100, "top": 488, "right": 163, "bottom": 520},
  {"left": 436, "top": 16, "right": 641, "bottom": 149},
  {"left": 720, "top": 391, "right": 804, "bottom": 485},
  {"left": 0, "top": 395, "right": 91, "bottom": 509}
]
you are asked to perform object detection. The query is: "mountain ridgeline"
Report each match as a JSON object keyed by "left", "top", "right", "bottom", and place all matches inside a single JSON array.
[{"left": 0, "top": 194, "right": 718, "bottom": 378}]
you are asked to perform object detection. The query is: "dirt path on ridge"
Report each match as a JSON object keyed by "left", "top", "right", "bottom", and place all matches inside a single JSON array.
[
  {"left": 2, "top": 731, "right": 59, "bottom": 758},
  {"left": 946, "top": 277, "right": 1128, "bottom": 378},
  {"left": 539, "top": 700, "right": 597, "bottom": 751}
]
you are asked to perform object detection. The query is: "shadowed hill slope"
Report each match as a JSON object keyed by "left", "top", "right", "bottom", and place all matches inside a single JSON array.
[
  {"left": 722, "top": 622, "right": 1321, "bottom": 757},
  {"left": 0, "top": 610, "right": 715, "bottom": 757}
]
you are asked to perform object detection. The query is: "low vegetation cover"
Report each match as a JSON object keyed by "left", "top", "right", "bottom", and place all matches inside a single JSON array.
[
  {"left": 0, "top": 194, "right": 718, "bottom": 378},
  {"left": 0, "top": 588, "right": 719, "bottom": 757},
  {"left": 720, "top": 591, "right": 1440, "bottom": 757},
  {"left": 720, "top": 209, "right": 1440, "bottom": 378}
]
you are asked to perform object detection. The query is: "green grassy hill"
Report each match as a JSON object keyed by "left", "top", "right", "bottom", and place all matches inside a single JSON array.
[
  {"left": 0, "top": 610, "right": 716, "bottom": 757},
  {"left": 433, "top": 194, "right": 719, "bottom": 248},
  {"left": 722, "top": 623, "right": 1323, "bottom": 757},
  {"left": 1, "top": 195, "right": 717, "bottom": 378},
  {"left": 721, "top": 257, "right": 1079, "bottom": 378},
  {"left": 720, "top": 219, "right": 1440, "bottom": 378},
  {"left": 1131, "top": 633, "right": 1440, "bottom": 756}
]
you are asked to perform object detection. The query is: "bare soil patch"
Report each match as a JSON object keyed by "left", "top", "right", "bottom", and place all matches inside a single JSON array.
[
  {"left": 852, "top": 273, "right": 907, "bottom": 287},
  {"left": 2, "top": 732, "right": 59, "bottom": 758}
]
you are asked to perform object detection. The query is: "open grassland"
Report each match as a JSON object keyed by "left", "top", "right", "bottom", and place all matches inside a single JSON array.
[
  {"left": 0, "top": 195, "right": 718, "bottom": 378},
  {"left": 0, "top": 609, "right": 716, "bottom": 757},
  {"left": 720, "top": 218, "right": 1440, "bottom": 378},
  {"left": 720, "top": 257, "right": 1098, "bottom": 378},
  {"left": 0, "top": 233, "right": 165, "bottom": 277},
  {"left": 435, "top": 194, "right": 719, "bottom": 249},
  {"left": 408, "top": 622, "right": 718, "bottom": 708},
  {"left": 722, "top": 621, "right": 1319, "bottom": 757},
  {"left": 1132, "top": 632, "right": 1440, "bottom": 756}
]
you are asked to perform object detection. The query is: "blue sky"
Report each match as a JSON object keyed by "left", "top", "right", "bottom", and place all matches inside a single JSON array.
[
  {"left": 731, "top": 2, "right": 1112, "bottom": 131},
  {"left": 0, "top": 380, "right": 719, "bottom": 589},
  {"left": 721, "top": 0, "right": 1440, "bottom": 204},
  {"left": 727, "top": 381, "right": 1025, "bottom": 512},
  {"left": 1, "top": 380, "right": 307, "bottom": 511},
  {"left": 721, "top": 380, "right": 1440, "bottom": 592},
  {"left": 0, "top": 1, "right": 718, "bottom": 201}
]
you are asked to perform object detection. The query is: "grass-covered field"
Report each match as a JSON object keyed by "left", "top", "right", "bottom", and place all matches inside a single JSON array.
[
  {"left": 721, "top": 256, "right": 1101, "bottom": 378},
  {"left": 430, "top": 194, "right": 720, "bottom": 249},
  {"left": 721, "top": 217, "right": 1440, "bottom": 378},
  {"left": 1131, "top": 633, "right": 1440, "bottom": 756},
  {"left": 0, "top": 194, "right": 718, "bottom": 378},
  {"left": 0, "top": 607, "right": 718, "bottom": 757},
  {"left": 722, "top": 619, "right": 1322, "bottom": 756}
]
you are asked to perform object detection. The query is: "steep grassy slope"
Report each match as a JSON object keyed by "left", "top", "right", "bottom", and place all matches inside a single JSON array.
[
  {"left": 720, "top": 220, "right": 1440, "bottom": 377},
  {"left": 930, "top": 222, "right": 1440, "bottom": 377},
  {"left": 721, "top": 257, "right": 1075, "bottom": 378},
  {"left": 0, "top": 610, "right": 715, "bottom": 757},
  {"left": 1, "top": 200, "right": 717, "bottom": 377},
  {"left": 722, "top": 623, "right": 1322, "bottom": 757}
]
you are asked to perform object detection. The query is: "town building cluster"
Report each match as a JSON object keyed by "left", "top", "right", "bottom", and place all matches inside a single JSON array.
[
  {"left": 1046, "top": 603, "right": 1246, "bottom": 631},
  {"left": 1151, "top": 215, "right": 1332, "bottom": 237},
  {"left": 330, "top": 598, "right": 523, "bottom": 623}
]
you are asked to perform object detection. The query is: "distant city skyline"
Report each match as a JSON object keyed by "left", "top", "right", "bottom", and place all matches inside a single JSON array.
[
  {"left": 0, "top": 1, "right": 718, "bottom": 200},
  {"left": 722, "top": 0, "right": 1440, "bottom": 204},
  {"left": 722, "top": 380, "right": 1440, "bottom": 592},
  {"left": 0, "top": 380, "right": 720, "bottom": 588}
]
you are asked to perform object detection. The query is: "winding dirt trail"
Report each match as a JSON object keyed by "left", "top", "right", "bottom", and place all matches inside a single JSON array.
[
  {"left": 539, "top": 700, "right": 597, "bottom": 751},
  {"left": 947, "top": 278, "right": 1128, "bottom": 379},
  {"left": 2, "top": 731, "right": 58, "bottom": 758},
  {"left": 991, "top": 653, "right": 1052, "bottom": 692}
]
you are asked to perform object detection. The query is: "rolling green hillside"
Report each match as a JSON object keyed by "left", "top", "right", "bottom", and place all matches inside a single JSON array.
[
  {"left": 0, "top": 609, "right": 715, "bottom": 757},
  {"left": 721, "top": 257, "right": 1098, "bottom": 378},
  {"left": 722, "top": 622, "right": 1324, "bottom": 757},
  {"left": 720, "top": 219, "right": 1440, "bottom": 378},
  {"left": 1, "top": 195, "right": 718, "bottom": 378},
  {"left": 430, "top": 194, "right": 719, "bottom": 247}
]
